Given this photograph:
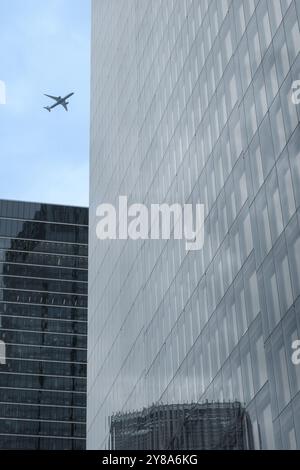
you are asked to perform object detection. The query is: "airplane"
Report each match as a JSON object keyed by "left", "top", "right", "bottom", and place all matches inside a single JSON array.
[{"left": 43, "top": 92, "right": 74, "bottom": 112}]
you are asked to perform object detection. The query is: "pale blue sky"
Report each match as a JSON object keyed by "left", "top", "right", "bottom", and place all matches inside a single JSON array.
[{"left": 0, "top": 0, "right": 90, "bottom": 207}]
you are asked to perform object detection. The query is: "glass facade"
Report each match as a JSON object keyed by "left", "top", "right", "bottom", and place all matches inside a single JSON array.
[
  {"left": 0, "top": 199, "right": 88, "bottom": 450},
  {"left": 88, "top": 0, "right": 300, "bottom": 449}
]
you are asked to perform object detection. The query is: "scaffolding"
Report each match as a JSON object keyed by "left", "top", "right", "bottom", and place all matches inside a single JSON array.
[{"left": 109, "top": 401, "right": 254, "bottom": 450}]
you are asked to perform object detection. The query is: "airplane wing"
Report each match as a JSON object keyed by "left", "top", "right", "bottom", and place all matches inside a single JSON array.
[
  {"left": 62, "top": 102, "right": 68, "bottom": 111},
  {"left": 44, "top": 94, "right": 60, "bottom": 101}
]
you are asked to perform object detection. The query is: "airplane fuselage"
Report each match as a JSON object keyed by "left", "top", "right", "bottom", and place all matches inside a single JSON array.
[
  {"left": 44, "top": 92, "right": 74, "bottom": 112},
  {"left": 56, "top": 93, "right": 74, "bottom": 105}
]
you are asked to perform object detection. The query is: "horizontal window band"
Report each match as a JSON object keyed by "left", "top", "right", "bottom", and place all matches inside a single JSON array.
[
  {"left": 0, "top": 386, "right": 86, "bottom": 395},
  {"left": 0, "top": 416, "right": 85, "bottom": 425},
  {"left": 0, "top": 327, "right": 87, "bottom": 338},
  {"left": 0, "top": 235, "right": 88, "bottom": 247},
  {"left": 0, "top": 274, "right": 88, "bottom": 284},
  {"left": 1, "top": 287, "right": 88, "bottom": 297},
  {"left": 0, "top": 370, "right": 86, "bottom": 380},
  {"left": 2, "top": 356, "right": 86, "bottom": 365},
  {"left": 0, "top": 260, "right": 87, "bottom": 271},
  {"left": 0, "top": 300, "right": 87, "bottom": 311},
  {"left": 0, "top": 401, "right": 85, "bottom": 409},
  {"left": 0, "top": 313, "right": 87, "bottom": 324},
  {"left": 0, "top": 301, "right": 87, "bottom": 309},
  {"left": 0, "top": 432, "right": 85, "bottom": 440},
  {"left": 0, "top": 247, "right": 88, "bottom": 259},
  {"left": 3, "top": 342, "right": 87, "bottom": 351},
  {"left": 0, "top": 215, "right": 88, "bottom": 228}
]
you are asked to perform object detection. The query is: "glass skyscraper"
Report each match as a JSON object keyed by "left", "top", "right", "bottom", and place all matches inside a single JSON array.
[
  {"left": 88, "top": 0, "right": 300, "bottom": 449},
  {"left": 0, "top": 199, "right": 88, "bottom": 449}
]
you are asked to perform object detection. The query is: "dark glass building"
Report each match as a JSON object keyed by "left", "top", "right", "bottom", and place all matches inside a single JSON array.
[
  {"left": 109, "top": 402, "right": 254, "bottom": 450},
  {"left": 0, "top": 199, "right": 88, "bottom": 450}
]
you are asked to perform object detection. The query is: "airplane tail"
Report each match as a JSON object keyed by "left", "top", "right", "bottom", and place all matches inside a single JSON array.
[{"left": 44, "top": 107, "right": 51, "bottom": 112}]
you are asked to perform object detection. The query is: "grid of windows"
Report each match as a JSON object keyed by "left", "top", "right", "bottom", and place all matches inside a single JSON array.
[
  {"left": 0, "top": 200, "right": 88, "bottom": 450},
  {"left": 88, "top": 0, "right": 300, "bottom": 449}
]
